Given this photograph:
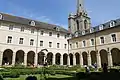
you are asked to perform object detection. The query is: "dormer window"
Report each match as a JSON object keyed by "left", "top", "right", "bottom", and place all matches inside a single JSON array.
[
  {"left": 99, "top": 24, "right": 103, "bottom": 30},
  {"left": 90, "top": 28, "right": 94, "bottom": 33},
  {"left": 9, "top": 25, "right": 13, "bottom": 30},
  {"left": 69, "top": 34, "right": 72, "bottom": 38},
  {"left": 75, "top": 31, "right": 79, "bottom": 37},
  {"left": 30, "top": 21, "right": 35, "bottom": 26},
  {"left": 110, "top": 21, "right": 115, "bottom": 27},
  {"left": 82, "top": 31, "right": 85, "bottom": 35},
  {"left": 55, "top": 27, "right": 60, "bottom": 31},
  {"left": 0, "top": 14, "right": 3, "bottom": 19}
]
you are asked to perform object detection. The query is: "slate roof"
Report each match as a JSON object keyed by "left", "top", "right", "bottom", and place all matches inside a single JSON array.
[
  {"left": 0, "top": 12, "right": 69, "bottom": 33},
  {"left": 72, "top": 18, "right": 120, "bottom": 38}
]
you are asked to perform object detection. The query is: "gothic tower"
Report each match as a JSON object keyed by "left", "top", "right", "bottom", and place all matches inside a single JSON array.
[{"left": 68, "top": 0, "right": 91, "bottom": 34}]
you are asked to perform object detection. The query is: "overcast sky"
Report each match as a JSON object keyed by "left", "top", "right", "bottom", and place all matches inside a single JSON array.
[{"left": 0, "top": 0, "right": 120, "bottom": 29}]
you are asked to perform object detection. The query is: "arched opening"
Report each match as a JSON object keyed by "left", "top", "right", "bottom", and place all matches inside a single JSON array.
[
  {"left": 111, "top": 48, "right": 120, "bottom": 66},
  {"left": 15, "top": 50, "right": 24, "bottom": 65},
  {"left": 76, "top": 20, "right": 79, "bottom": 31},
  {"left": 55, "top": 53, "right": 61, "bottom": 65},
  {"left": 38, "top": 52, "right": 45, "bottom": 65},
  {"left": 69, "top": 53, "right": 73, "bottom": 65},
  {"left": 27, "top": 51, "right": 35, "bottom": 66},
  {"left": 84, "top": 20, "right": 87, "bottom": 30},
  {"left": 47, "top": 52, "right": 53, "bottom": 65},
  {"left": 63, "top": 53, "right": 68, "bottom": 65},
  {"left": 82, "top": 52, "right": 88, "bottom": 65},
  {"left": 100, "top": 49, "right": 108, "bottom": 66},
  {"left": 75, "top": 53, "right": 80, "bottom": 65},
  {"left": 2, "top": 49, "right": 13, "bottom": 65},
  {"left": 90, "top": 51, "right": 97, "bottom": 65}
]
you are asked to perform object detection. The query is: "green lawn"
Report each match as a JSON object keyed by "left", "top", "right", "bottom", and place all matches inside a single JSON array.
[{"left": 4, "top": 74, "right": 73, "bottom": 80}]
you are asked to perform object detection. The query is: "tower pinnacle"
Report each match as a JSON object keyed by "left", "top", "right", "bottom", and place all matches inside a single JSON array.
[{"left": 77, "top": 0, "right": 84, "bottom": 13}]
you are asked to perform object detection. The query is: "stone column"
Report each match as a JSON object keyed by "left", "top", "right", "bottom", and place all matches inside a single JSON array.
[
  {"left": 44, "top": 54, "right": 47, "bottom": 64},
  {"left": 108, "top": 52, "right": 113, "bottom": 67},
  {"left": 24, "top": 53, "right": 27, "bottom": 66},
  {"left": 12, "top": 52, "right": 16, "bottom": 66},
  {"left": 60, "top": 54, "right": 63, "bottom": 65},
  {"left": 34, "top": 53, "right": 38, "bottom": 67},
  {"left": 67, "top": 55, "right": 70, "bottom": 66},
  {"left": 96, "top": 51, "right": 101, "bottom": 68},
  {"left": 73, "top": 53, "right": 76, "bottom": 66},
  {"left": 52, "top": 54, "right": 55, "bottom": 65},
  {"left": 0, "top": 51, "right": 3, "bottom": 66},
  {"left": 87, "top": 51, "right": 91, "bottom": 66},
  {"left": 80, "top": 53, "right": 83, "bottom": 66}
]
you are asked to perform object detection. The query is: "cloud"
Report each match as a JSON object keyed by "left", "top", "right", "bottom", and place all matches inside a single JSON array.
[{"left": 6, "top": 1, "right": 68, "bottom": 29}]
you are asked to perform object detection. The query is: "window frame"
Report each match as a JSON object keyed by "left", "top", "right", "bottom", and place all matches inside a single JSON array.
[
  {"left": 7, "top": 36, "right": 12, "bottom": 43},
  {"left": 19, "top": 38, "right": 24, "bottom": 44},
  {"left": 111, "top": 33, "right": 117, "bottom": 42},
  {"left": 100, "top": 36, "right": 105, "bottom": 44},
  {"left": 30, "top": 39, "right": 34, "bottom": 46},
  {"left": 40, "top": 41, "right": 43, "bottom": 47}
]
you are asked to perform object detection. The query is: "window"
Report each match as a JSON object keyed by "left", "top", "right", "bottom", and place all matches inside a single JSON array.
[
  {"left": 64, "top": 35, "right": 67, "bottom": 39},
  {"left": 49, "top": 32, "right": 52, "bottom": 36},
  {"left": 84, "top": 20, "right": 87, "bottom": 30},
  {"left": 90, "top": 28, "right": 94, "bottom": 33},
  {"left": 0, "top": 14, "right": 3, "bottom": 19},
  {"left": 64, "top": 44, "right": 67, "bottom": 49},
  {"left": 21, "top": 27, "right": 24, "bottom": 32},
  {"left": 9, "top": 25, "right": 13, "bottom": 30},
  {"left": 99, "top": 25, "right": 103, "bottom": 30},
  {"left": 30, "top": 39, "right": 34, "bottom": 45},
  {"left": 7, "top": 36, "right": 12, "bottom": 43},
  {"left": 91, "top": 39, "right": 94, "bottom": 46},
  {"left": 57, "top": 33, "right": 60, "bottom": 38},
  {"left": 110, "top": 21, "right": 115, "bottom": 27},
  {"left": 100, "top": 37, "right": 104, "bottom": 44},
  {"left": 19, "top": 38, "right": 24, "bottom": 44},
  {"left": 82, "top": 31, "right": 85, "bottom": 35},
  {"left": 57, "top": 43, "right": 60, "bottom": 48},
  {"left": 31, "top": 29, "right": 34, "bottom": 33},
  {"left": 49, "top": 42, "right": 52, "bottom": 47},
  {"left": 76, "top": 42, "right": 78, "bottom": 48},
  {"left": 111, "top": 34, "right": 116, "bottom": 42},
  {"left": 76, "top": 20, "right": 79, "bottom": 30},
  {"left": 82, "top": 40, "right": 86, "bottom": 47},
  {"left": 41, "top": 31, "right": 44, "bottom": 35},
  {"left": 30, "top": 21, "right": 36, "bottom": 26},
  {"left": 70, "top": 44, "right": 72, "bottom": 49},
  {"left": 40, "top": 41, "right": 43, "bottom": 46}
]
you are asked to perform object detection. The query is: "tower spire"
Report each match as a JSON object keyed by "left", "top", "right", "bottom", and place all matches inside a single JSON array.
[{"left": 77, "top": 0, "right": 84, "bottom": 13}]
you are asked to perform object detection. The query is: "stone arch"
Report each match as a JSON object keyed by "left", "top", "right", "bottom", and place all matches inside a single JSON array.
[
  {"left": 82, "top": 52, "right": 88, "bottom": 65},
  {"left": 63, "top": 53, "right": 68, "bottom": 65},
  {"left": 2, "top": 49, "right": 13, "bottom": 65},
  {"left": 69, "top": 53, "right": 73, "bottom": 65},
  {"left": 15, "top": 50, "right": 25, "bottom": 65},
  {"left": 90, "top": 51, "right": 97, "bottom": 65},
  {"left": 100, "top": 49, "right": 108, "bottom": 66},
  {"left": 38, "top": 52, "right": 45, "bottom": 65},
  {"left": 75, "top": 53, "right": 80, "bottom": 65},
  {"left": 27, "top": 51, "right": 35, "bottom": 66},
  {"left": 76, "top": 20, "right": 79, "bottom": 30},
  {"left": 47, "top": 52, "right": 53, "bottom": 65},
  {"left": 55, "top": 53, "right": 61, "bottom": 65},
  {"left": 111, "top": 48, "right": 120, "bottom": 66},
  {"left": 84, "top": 20, "right": 87, "bottom": 29}
]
